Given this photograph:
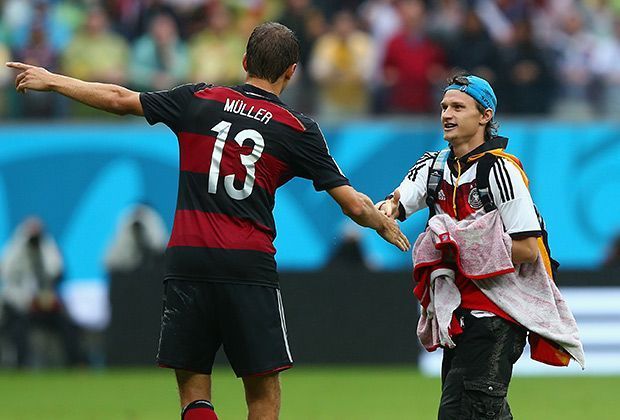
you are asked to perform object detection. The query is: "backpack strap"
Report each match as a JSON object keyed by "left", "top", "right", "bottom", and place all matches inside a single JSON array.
[
  {"left": 425, "top": 148, "right": 450, "bottom": 219},
  {"left": 473, "top": 153, "right": 499, "bottom": 213}
]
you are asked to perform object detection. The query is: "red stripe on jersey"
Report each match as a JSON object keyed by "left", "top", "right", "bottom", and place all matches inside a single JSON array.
[
  {"left": 178, "top": 132, "right": 293, "bottom": 195},
  {"left": 456, "top": 274, "right": 517, "bottom": 323},
  {"left": 194, "top": 86, "right": 306, "bottom": 132},
  {"left": 256, "top": 153, "right": 295, "bottom": 195},
  {"left": 436, "top": 181, "right": 480, "bottom": 220},
  {"left": 168, "top": 210, "right": 275, "bottom": 253}
]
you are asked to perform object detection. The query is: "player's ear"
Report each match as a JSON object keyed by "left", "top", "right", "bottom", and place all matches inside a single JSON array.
[
  {"left": 284, "top": 63, "right": 297, "bottom": 81},
  {"left": 242, "top": 53, "right": 248, "bottom": 72},
  {"left": 480, "top": 108, "right": 493, "bottom": 125}
]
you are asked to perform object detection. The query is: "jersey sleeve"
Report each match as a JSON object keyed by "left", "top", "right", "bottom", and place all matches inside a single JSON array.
[
  {"left": 289, "top": 123, "right": 350, "bottom": 191},
  {"left": 488, "top": 158, "right": 542, "bottom": 237},
  {"left": 395, "top": 152, "right": 436, "bottom": 220},
  {"left": 139, "top": 83, "right": 206, "bottom": 132}
]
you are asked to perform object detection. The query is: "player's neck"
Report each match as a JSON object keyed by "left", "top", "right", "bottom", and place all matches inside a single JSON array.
[
  {"left": 245, "top": 77, "right": 284, "bottom": 97},
  {"left": 451, "top": 136, "right": 485, "bottom": 159}
]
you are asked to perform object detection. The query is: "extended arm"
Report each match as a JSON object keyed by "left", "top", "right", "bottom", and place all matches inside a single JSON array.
[
  {"left": 328, "top": 185, "right": 410, "bottom": 252},
  {"left": 6, "top": 62, "right": 143, "bottom": 116}
]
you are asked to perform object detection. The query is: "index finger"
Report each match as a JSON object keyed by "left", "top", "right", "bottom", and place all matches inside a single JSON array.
[{"left": 5, "top": 62, "right": 33, "bottom": 70}]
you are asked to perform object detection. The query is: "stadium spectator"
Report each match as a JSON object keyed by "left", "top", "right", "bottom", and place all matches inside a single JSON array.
[
  {"left": 129, "top": 12, "right": 189, "bottom": 91},
  {"left": 105, "top": 0, "right": 180, "bottom": 41},
  {"left": 426, "top": 0, "right": 465, "bottom": 45},
  {"left": 61, "top": 6, "right": 129, "bottom": 116},
  {"left": 53, "top": 0, "right": 87, "bottom": 33},
  {"left": 381, "top": 0, "right": 446, "bottom": 114},
  {"left": 582, "top": 0, "right": 616, "bottom": 39},
  {"left": 501, "top": 18, "right": 557, "bottom": 114},
  {"left": 278, "top": 0, "right": 326, "bottom": 67},
  {"left": 528, "top": 0, "right": 577, "bottom": 47},
  {"left": 277, "top": 0, "right": 327, "bottom": 113},
  {"left": 12, "top": 20, "right": 61, "bottom": 117},
  {"left": 473, "top": 0, "right": 524, "bottom": 46},
  {"left": 7, "top": 0, "right": 72, "bottom": 54},
  {"left": 188, "top": 4, "right": 245, "bottom": 85},
  {"left": 309, "top": 9, "right": 374, "bottom": 120},
  {"left": 0, "top": 217, "right": 81, "bottom": 368},
  {"left": 549, "top": 7, "right": 598, "bottom": 118},
  {"left": 7, "top": 21, "right": 410, "bottom": 420},
  {"left": 591, "top": 14, "right": 620, "bottom": 115},
  {"left": 105, "top": 203, "right": 168, "bottom": 273},
  {"left": 61, "top": 6, "right": 129, "bottom": 84},
  {"left": 359, "top": 0, "right": 400, "bottom": 113},
  {"left": 447, "top": 8, "right": 502, "bottom": 87}
]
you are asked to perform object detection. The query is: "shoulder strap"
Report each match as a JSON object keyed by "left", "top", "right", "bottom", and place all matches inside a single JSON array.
[
  {"left": 425, "top": 148, "right": 450, "bottom": 219},
  {"left": 474, "top": 153, "right": 499, "bottom": 213}
]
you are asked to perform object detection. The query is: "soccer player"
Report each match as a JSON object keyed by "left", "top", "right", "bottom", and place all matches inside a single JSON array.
[{"left": 7, "top": 22, "right": 410, "bottom": 420}]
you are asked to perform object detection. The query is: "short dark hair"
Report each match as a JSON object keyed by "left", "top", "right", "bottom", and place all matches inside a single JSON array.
[
  {"left": 446, "top": 74, "right": 499, "bottom": 142},
  {"left": 245, "top": 22, "right": 300, "bottom": 83}
]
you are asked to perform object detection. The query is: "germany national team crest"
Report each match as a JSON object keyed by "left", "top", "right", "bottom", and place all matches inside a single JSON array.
[{"left": 468, "top": 188, "right": 483, "bottom": 209}]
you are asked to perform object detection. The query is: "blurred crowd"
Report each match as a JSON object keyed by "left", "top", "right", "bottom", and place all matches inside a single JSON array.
[
  {"left": 1, "top": 0, "right": 620, "bottom": 120},
  {"left": 0, "top": 205, "right": 167, "bottom": 368}
]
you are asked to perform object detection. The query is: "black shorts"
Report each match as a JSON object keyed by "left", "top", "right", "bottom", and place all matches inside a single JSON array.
[{"left": 157, "top": 279, "right": 293, "bottom": 377}]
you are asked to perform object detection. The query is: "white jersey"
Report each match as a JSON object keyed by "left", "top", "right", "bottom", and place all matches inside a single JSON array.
[{"left": 397, "top": 150, "right": 541, "bottom": 236}]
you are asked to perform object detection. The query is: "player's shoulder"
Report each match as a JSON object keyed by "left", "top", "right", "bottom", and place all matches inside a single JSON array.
[
  {"left": 417, "top": 151, "right": 440, "bottom": 164},
  {"left": 276, "top": 101, "right": 317, "bottom": 134},
  {"left": 486, "top": 154, "right": 531, "bottom": 203},
  {"left": 411, "top": 151, "right": 440, "bottom": 171},
  {"left": 168, "top": 82, "right": 213, "bottom": 95},
  {"left": 405, "top": 151, "right": 438, "bottom": 182},
  {"left": 488, "top": 155, "right": 526, "bottom": 181}
]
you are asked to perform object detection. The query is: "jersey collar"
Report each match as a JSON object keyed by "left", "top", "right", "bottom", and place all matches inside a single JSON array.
[
  {"left": 240, "top": 83, "right": 284, "bottom": 105},
  {"left": 448, "top": 136, "right": 509, "bottom": 163}
]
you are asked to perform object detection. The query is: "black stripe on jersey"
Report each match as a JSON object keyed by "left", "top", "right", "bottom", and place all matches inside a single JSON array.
[
  {"left": 406, "top": 152, "right": 437, "bottom": 182},
  {"left": 165, "top": 246, "right": 278, "bottom": 285},
  {"left": 498, "top": 158, "right": 515, "bottom": 200},
  {"left": 491, "top": 162, "right": 507, "bottom": 203},
  {"left": 492, "top": 159, "right": 516, "bottom": 203},
  {"left": 509, "top": 230, "right": 542, "bottom": 239},
  {"left": 177, "top": 171, "right": 276, "bottom": 233},
  {"left": 487, "top": 185, "right": 495, "bottom": 205}
]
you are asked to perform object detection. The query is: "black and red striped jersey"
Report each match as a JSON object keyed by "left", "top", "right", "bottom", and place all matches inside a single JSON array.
[{"left": 140, "top": 83, "right": 349, "bottom": 286}]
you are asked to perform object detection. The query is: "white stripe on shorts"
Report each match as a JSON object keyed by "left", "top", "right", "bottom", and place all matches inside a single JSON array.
[{"left": 276, "top": 289, "right": 293, "bottom": 363}]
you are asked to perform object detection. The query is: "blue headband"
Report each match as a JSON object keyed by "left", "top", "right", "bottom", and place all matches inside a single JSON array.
[{"left": 444, "top": 75, "right": 497, "bottom": 113}]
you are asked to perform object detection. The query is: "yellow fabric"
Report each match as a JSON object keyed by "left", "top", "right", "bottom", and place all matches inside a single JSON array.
[
  {"left": 310, "top": 32, "right": 373, "bottom": 112},
  {"left": 468, "top": 149, "right": 529, "bottom": 187},
  {"left": 62, "top": 32, "right": 129, "bottom": 81},
  {"left": 188, "top": 31, "right": 245, "bottom": 85},
  {"left": 453, "top": 159, "right": 462, "bottom": 215}
]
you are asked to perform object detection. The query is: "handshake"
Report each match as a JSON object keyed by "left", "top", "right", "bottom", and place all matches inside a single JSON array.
[
  {"left": 375, "top": 190, "right": 402, "bottom": 220},
  {"left": 371, "top": 190, "right": 410, "bottom": 252}
]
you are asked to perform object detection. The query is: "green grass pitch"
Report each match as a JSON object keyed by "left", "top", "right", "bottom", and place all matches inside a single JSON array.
[{"left": 1, "top": 366, "right": 617, "bottom": 419}]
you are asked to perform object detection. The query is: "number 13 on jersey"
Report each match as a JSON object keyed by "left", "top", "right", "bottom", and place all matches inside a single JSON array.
[{"left": 209, "top": 120, "right": 265, "bottom": 200}]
